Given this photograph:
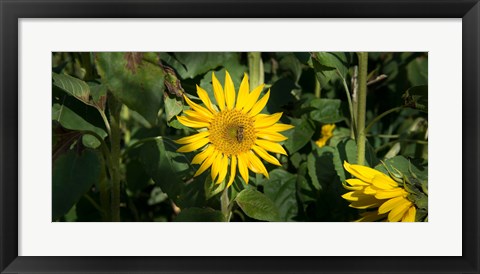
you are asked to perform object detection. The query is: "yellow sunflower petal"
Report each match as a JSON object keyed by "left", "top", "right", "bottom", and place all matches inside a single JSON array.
[
  {"left": 254, "top": 113, "right": 283, "bottom": 129},
  {"left": 212, "top": 72, "right": 225, "bottom": 111},
  {"left": 342, "top": 182, "right": 364, "bottom": 191},
  {"left": 196, "top": 85, "right": 217, "bottom": 113},
  {"left": 242, "top": 84, "right": 265, "bottom": 113},
  {"left": 343, "top": 161, "right": 393, "bottom": 184},
  {"left": 370, "top": 174, "right": 398, "bottom": 189},
  {"left": 237, "top": 153, "right": 249, "bottom": 184},
  {"left": 363, "top": 186, "right": 377, "bottom": 195},
  {"left": 349, "top": 195, "right": 384, "bottom": 209},
  {"left": 224, "top": 71, "right": 235, "bottom": 110},
  {"left": 345, "top": 179, "right": 369, "bottom": 186},
  {"left": 235, "top": 73, "right": 249, "bottom": 110},
  {"left": 402, "top": 206, "right": 416, "bottom": 222},
  {"left": 248, "top": 151, "right": 269, "bottom": 178},
  {"left": 216, "top": 154, "right": 229, "bottom": 184},
  {"left": 194, "top": 150, "right": 218, "bottom": 177},
  {"left": 177, "top": 116, "right": 210, "bottom": 128},
  {"left": 388, "top": 199, "right": 412, "bottom": 222},
  {"left": 255, "top": 131, "right": 288, "bottom": 142},
  {"left": 191, "top": 145, "right": 215, "bottom": 165},
  {"left": 341, "top": 191, "right": 365, "bottom": 202},
  {"left": 255, "top": 139, "right": 287, "bottom": 155},
  {"left": 177, "top": 137, "right": 210, "bottom": 153},
  {"left": 227, "top": 155, "right": 237, "bottom": 187},
  {"left": 375, "top": 188, "right": 407, "bottom": 200},
  {"left": 265, "top": 123, "right": 294, "bottom": 132},
  {"left": 248, "top": 90, "right": 270, "bottom": 117},
  {"left": 252, "top": 145, "right": 281, "bottom": 166},
  {"left": 378, "top": 196, "right": 408, "bottom": 214},
  {"left": 211, "top": 152, "right": 223, "bottom": 181},
  {"left": 183, "top": 95, "right": 213, "bottom": 120},
  {"left": 183, "top": 109, "right": 208, "bottom": 121},
  {"left": 175, "top": 131, "right": 210, "bottom": 145}
]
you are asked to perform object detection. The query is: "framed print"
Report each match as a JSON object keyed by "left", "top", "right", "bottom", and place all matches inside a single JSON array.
[{"left": 1, "top": 0, "right": 479, "bottom": 273}]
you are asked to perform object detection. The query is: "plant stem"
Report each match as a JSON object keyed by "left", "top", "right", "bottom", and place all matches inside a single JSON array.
[
  {"left": 108, "top": 97, "right": 122, "bottom": 222},
  {"left": 314, "top": 78, "right": 321, "bottom": 98},
  {"left": 365, "top": 106, "right": 404, "bottom": 134},
  {"left": 248, "top": 52, "right": 263, "bottom": 88},
  {"left": 341, "top": 75, "right": 356, "bottom": 139},
  {"left": 356, "top": 52, "right": 368, "bottom": 166},
  {"left": 99, "top": 110, "right": 112, "bottom": 137},
  {"left": 80, "top": 130, "right": 112, "bottom": 220},
  {"left": 220, "top": 186, "right": 230, "bottom": 221}
]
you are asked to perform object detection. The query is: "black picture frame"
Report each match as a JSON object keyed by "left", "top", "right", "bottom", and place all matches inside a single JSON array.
[{"left": 1, "top": 0, "right": 478, "bottom": 273}]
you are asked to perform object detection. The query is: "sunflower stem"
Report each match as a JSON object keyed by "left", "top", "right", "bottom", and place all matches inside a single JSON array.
[
  {"left": 356, "top": 52, "right": 368, "bottom": 166},
  {"left": 108, "top": 96, "right": 122, "bottom": 222},
  {"left": 248, "top": 52, "right": 263, "bottom": 88}
]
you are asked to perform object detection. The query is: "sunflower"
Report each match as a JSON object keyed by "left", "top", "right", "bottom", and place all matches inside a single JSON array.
[
  {"left": 175, "top": 71, "right": 293, "bottom": 187},
  {"left": 342, "top": 161, "right": 417, "bottom": 222},
  {"left": 315, "top": 124, "right": 335, "bottom": 147}
]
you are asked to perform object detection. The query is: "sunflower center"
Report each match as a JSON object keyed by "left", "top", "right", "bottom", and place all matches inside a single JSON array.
[{"left": 208, "top": 109, "right": 256, "bottom": 156}]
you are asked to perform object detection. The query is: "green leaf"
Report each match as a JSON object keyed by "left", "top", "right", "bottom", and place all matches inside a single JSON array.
[
  {"left": 52, "top": 72, "right": 90, "bottom": 103},
  {"left": 126, "top": 159, "right": 151, "bottom": 192},
  {"left": 309, "top": 98, "right": 345, "bottom": 123},
  {"left": 204, "top": 176, "right": 226, "bottom": 200},
  {"left": 407, "top": 56, "right": 428, "bottom": 86},
  {"left": 402, "top": 85, "right": 428, "bottom": 112},
  {"left": 284, "top": 118, "right": 314, "bottom": 154},
  {"left": 174, "top": 52, "right": 240, "bottom": 79},
  {"left": 267, "top": 77, "right": 297, "bottom": 114},
  {"left": 307, "top": 146, "right": 337, "bottom": 191},
  {"left": 263, "top": 169, "right": 298, "bottom": 221},
  {"left": 95, "top": 52, "right": 165, "bottom": 126},
  {"left": 235, "top": 188, "right": 280, "bottom": 222},
  {"left": 138, "top": 139, "right": 205, "bottom": 209},
  {"left": 52, "top": 103, "right": 107, "bottom": 148},
  {"left": 279, "top": 53, "right": 303, "bottom": 83},
  {"left": 52, "top": 149, "right": 102, "bottom": 220},
  {"left": 175, "top": 207, "right": 226, "bottom": 222},
  {"left": 312, "top": 52, "right": 350, "bottom": 79},
  {"left": 88, "top": 83, "right": 108, "bottom": 111},
  {"left": 164, "top": 95, "right": 183, "bottom": 122}
]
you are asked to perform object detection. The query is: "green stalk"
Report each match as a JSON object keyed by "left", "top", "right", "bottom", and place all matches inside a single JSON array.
[
  {"left": 364, "top": 106, "right": 404, "bottom": 134},
  {"left": 356, "top": 52, "right": 368, "bottom": 166},
  {"left": 248, "top": 52, "right": 263, "bottom": 88},
  {"left": 220, "top": 187, "right": 230, "bottom": 221},
  {"left": 80, "top": 130, "right": 112, "bottom": 220},
  {"left": 108, "top": 96, "right": 122, "bottom": 222},
  {"left": 314, "top": 78, "right": 321, "bottom": 98},
  {"left": 341, "top": 75, "right": 356, "bottom": 139}
]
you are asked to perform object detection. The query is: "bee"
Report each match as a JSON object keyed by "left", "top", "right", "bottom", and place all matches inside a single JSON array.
[{"left": 236, "top": 126, "right": 245, "bottom": 143}]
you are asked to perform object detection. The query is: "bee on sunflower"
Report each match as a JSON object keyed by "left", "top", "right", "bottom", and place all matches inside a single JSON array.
[{"left": 175, "top": 71, "right": 293, "bottom": 187}]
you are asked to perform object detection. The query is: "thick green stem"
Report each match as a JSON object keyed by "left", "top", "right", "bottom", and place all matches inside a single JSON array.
[
  {"left": 108, "top": 97, "right": 122, "bottom": 222},
  {"left": 356, "top": 52, "right": 368, "bottom": 166},
  {"left": 314, "top": 78, "right": 321, "bottom": 98},
  {"left": 248, "top": 52, "right": 263, "bottom": 88}
]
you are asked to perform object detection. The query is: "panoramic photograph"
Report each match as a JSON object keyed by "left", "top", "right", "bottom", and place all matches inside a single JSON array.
[{"left": 52, "top": 52, "right": 428, "bottom": 222}]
